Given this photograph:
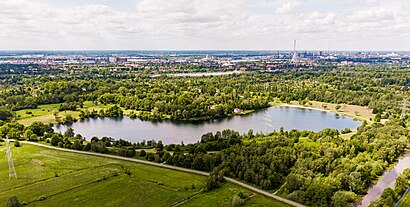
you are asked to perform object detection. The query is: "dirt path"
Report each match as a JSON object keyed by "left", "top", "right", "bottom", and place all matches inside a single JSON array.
[{"left": 21, "top": 141, "right": 305, "bottom": 207}]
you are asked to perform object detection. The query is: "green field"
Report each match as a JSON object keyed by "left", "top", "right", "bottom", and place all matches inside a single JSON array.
[
  {"left": 0, "top": 143, "right": 290, "bottom": 207},
  {"left": 15, "top": 102, "right": 141, "bottom": 126},
  {"left": 15, "top": 102, "right": 110, "bottom": 125},
  {"left": 15, "top": 103, "right": 79, "bottom": 126}
]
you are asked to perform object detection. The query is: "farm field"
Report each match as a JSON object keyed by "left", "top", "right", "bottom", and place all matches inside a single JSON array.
[{"left": 0, "top": 143, "right": 290, "bottom": 207}]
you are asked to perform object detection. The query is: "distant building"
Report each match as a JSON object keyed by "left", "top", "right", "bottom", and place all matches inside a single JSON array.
[{"left": 108, "top": 57, "right": 118, "bottom": 63}]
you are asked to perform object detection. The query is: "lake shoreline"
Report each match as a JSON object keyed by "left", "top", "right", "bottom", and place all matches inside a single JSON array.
[
  {"left": 280, "top": 102, "right": 372, "bottom": 123},
  {"left": 53, "top": 106, "right": 360, "bottom": 144}
]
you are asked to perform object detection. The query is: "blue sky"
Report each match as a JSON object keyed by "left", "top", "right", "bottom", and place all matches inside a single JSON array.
[{"left": 0, "top": 0, "right": 409, "bottom": 50}]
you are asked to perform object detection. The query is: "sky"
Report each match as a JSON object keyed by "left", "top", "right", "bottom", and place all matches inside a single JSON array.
[{"left": 1, "top": 0, "right": 409, "bottom": 51}]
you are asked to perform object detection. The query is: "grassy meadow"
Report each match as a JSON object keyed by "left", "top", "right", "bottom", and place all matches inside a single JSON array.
[
  {"left": 15, "top": 102, "right": 109, "bottom": 125},
  {"left": 283, "top": 100, "right": 374, "bottom": 122},
  {"left": 0, "top": 143, "right": 290, "bottom": 207}
]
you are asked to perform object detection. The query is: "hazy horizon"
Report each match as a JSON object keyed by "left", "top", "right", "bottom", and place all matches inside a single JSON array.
[{"left": 0, "top": 49, "right": 409, "bottom": 53}]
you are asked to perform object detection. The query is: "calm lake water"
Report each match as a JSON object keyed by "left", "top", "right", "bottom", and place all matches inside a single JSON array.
[
  {"left": 54, "top": 106, "right": 361, "bottom": 144},
  {"left": 359, "top": 152, "right": 410, "bottom": 207}
]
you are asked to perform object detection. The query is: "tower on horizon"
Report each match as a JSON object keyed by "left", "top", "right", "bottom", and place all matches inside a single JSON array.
[{"left": 292, "top": 40, "right": 298, "bottom": 62}]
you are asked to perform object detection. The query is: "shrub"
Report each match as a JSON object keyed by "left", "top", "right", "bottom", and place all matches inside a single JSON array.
[
  {"left": 29, "top": 134, "right": 38, "bottom": 142},
  {"left": 124, "top": 168, "right": 132, "bottom": 176},
  {"left": 205, "top": 170, "right": 225, "bottom": 192},
  {"left": 341, "top": 128, "right": 352, "bottom": 134},
  {"left": 14, "top": 140, "right": 21, "bottom": 147},
  {"left": 90, "top": 141, "right": 108, "bottom": 153},
  {"left": 73, "top": 140, "right": 83, "bottom": 150},
  {"left": 145, "top": 153, "right": 155, "bottom": 161},
  {"left": 7, "top": 196, "right": 21, "bottom": 207},
  {"left": 83, "top": 143, "right": 91, "bottom": 151},
  {"left": 126, "top": 148, "right": 136, "bottom": 157},
  {"left": 51, "top": 134, "right": 63, "bottom": 146},
  {"left": 232, "top": 195, "right": 244, "bottom": 207}
]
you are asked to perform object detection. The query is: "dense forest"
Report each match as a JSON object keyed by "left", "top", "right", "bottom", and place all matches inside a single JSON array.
[
  {"left": 0, "top": 65, "right": 409, "bottom": 123},
  {"left": 0, "top": 118, "right": 408, "bottom": 207},
  {"left": 1, "top": 64, "right": 410, "bottom": 207}
]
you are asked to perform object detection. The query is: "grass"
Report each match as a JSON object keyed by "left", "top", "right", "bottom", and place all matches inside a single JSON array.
[
  {"left": 182, "top": 183, "right": 292, "bottom": 207},
  {"left": 0, "top": 143, "right": 290, "bottom": 207},
  {"left": 282, "top": 100, "right": 374, "bottom": 122},
  {"left": 15, "top": 101, "right": 142, "bottom": 126},
  {"left": 15, "top": 102, "right": 117, "bottom": 126},
  {"left": 15, "top": 104, "right": 60, "bottom": 120},
  {"left": 244, "top": 194, "right": 293, "bottom": 207},
  {"left": 15, "top": 104, "right": 82, "bottom": 126}
]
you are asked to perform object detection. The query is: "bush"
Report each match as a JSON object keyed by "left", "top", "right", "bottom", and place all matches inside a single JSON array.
[
  {"left": 162, "top": 152, "right": 171, "bottom": 162},
  {"left": 231, "top": 195, "right": 244, "bottom": 207},
  {"left": 7, "top": 196, "right": 21, "bottom": 207},
  {"left": 119, "top": 147, "right": 136, "bottom": 157},
  {"left": 126, "top": 148, "right": 136, "bottom": 157},
  {"left": 83, "top": 143, "right": 91, "bottom": 151},
  {"left": 139, "top": 150, "right": 146, "bottom": 157},
  {"left": 145, "top": 153, "right": 155, "bottom": 161},
  {"left": 90, "top": 141, "right": 108, "bottom": 153},
  {"left": 166, "top": 145, "right": 173, "bottom": 151},
  {"left": 73, "top": 140, "right": 83, "bottom": 150},
  {"left": 14, "top": 140, "right": 21, "bottom": 147},
  {"left": 124, "top": 168, "right": 132, "bottom": 176},
  {"left": 369, "top": 188, "right": 398, "bottom": 207},
  {"left": 51, "top": 134, "right": 63, "bottom": 146},
  {"left": 331, "top": 191, "right": 356, "bottom": 207},
  {"left": 237, "top": 192, "right": 249, "bottom": 199},
  {"left": 341, "top": 128, "right": 352, "bottom": 134},
  {"left": 205, "top": 170, "right": 225, "bottom": 192},
  {"left": 29, "top": 134, "right": 38, "bottom": 142}
]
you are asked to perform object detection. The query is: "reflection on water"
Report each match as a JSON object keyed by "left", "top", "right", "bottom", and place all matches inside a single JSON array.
[
  {"left": 359, "top": 153, "right": 410, "bottom": 207},
  {"left": 54, "top": 106, "right": 361, "bottom": 144}
]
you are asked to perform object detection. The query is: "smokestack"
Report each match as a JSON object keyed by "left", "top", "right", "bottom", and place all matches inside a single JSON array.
[{"left": 292, "top": 40, "right": 298, "bottom": 62}]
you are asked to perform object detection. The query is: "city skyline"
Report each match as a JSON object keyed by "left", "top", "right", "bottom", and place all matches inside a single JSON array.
[{"left": 1, "top": 0, "right": 410, "bottom": 51}]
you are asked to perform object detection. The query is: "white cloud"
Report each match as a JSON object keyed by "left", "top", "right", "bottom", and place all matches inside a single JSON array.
[
  {"left": 347, "top": 8, "right": 394, "bottom": 23},
  {"left": 0, "top": 0, "right": 409, "bottom": 50},
  {"left": 135, "top": 0, "right": 249, "bottom": 39},
  {"left": 275, "top": 1, "right": 301, "bottom": 14}
]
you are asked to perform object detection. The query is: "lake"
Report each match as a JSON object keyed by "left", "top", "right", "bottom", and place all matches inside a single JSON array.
[{"left": 54, "top": 106, "right": 361, "bottom": 144}]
